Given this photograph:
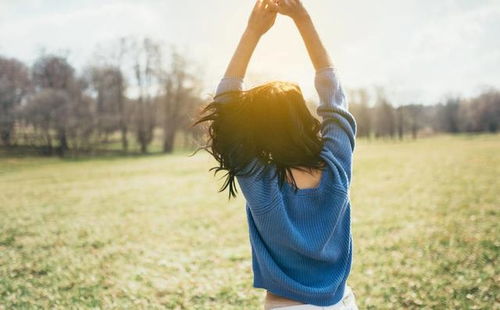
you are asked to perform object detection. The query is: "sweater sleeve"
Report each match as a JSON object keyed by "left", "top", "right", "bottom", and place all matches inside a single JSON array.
[
  {"left": 215, "top": 76, "right": 244, "bottom": 98},
  {"left": 214, "top": 77, "right": 283, "bottom": 214},
  {"left": 315, "top": 67, "right": 357, "bottom": 189}
]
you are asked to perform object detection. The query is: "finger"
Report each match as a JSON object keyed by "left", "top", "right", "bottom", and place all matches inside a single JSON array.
[
  {"left": 255, "top": 0, "right": 264, "bottom": 10},
  {"left": 277, "top": 0, "right": 288, "bottom": 13},
  {"left": 264, "top": 0, "right": 278, "bottom": 7},
  {"left": 253, "top": 0, "right": 262, "bottom": 11},
  {"left": 269, "top": 3, "right": 279, "bottom": 12},
  {"left": 264, "top": 0, "right": 279, "bottom": 12}
]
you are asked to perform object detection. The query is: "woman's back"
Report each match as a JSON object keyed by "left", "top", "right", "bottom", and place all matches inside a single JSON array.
[{"left": 287, "top": 167, "right": 323, "bottom": 190}]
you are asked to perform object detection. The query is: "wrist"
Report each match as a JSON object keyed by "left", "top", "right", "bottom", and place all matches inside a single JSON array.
[
  {"left": 243, "top": 28, "right": 262, "bottom": 40},
  {"left": 292, "top": 11, "right": 311, "bottom": 24},
  {"left": 244, "top": 26, "right": 264, "bottom": 38}
]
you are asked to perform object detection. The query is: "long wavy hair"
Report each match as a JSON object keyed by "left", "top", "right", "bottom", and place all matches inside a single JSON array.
[{"left": 193, "top": 81, "right": 325, "bottom": 198}]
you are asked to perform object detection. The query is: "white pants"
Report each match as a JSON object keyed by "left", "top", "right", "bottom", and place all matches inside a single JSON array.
[{"left": 268, "top": 286, "right": 359, "bottom": 310}]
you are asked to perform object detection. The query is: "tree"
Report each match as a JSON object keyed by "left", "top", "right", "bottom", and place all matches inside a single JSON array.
[
  {"left": 159, "top": 50, "right": 202, "bottom": 153},
  {"left": 348, "top": 88, "right": 371, "bottom": 138},
  {"left": 459, "top": 90, "right": 500, "bottom": 133},
  {"left": 405, "top": 104, "right": 425, "bottom": 139},
  {"left": 395, "top": 106, "right": 404, "bottom": 140},
  {"left": 434, "top": 97, "right": 460, "bottom": 133},
  {"left": 0, "top": 56, "right": 31, "bottom": 146},
  {"left": 29, "top": 54, "right": 84, "bottom": 156},
  {"left": 85, "top": 65, "right": 128, "bottom": 150},
  {"left": 90, "top": 38, "right": 130, "bottom": 152},
  {"left": 129, "top": 38, "right": 161, "bottom": 153},
  {"left": 22, "top": 89, "right": 69, "bottom": 154},
  {"left": 373, "top": 88, "right": 395, "bottom": 139}
]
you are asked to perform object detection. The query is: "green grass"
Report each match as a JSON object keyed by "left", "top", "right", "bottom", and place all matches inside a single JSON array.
[{"left": 0, "top": 135, "right": 498, "bottom": 309}]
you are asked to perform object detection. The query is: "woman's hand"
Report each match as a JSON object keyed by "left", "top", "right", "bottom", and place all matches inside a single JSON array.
[
  {"left": 221, "top": 0, "right": 278, "bottom": 78},
  {"left": 247, "top": 0, "right": 279, "bottom": 36},
  {"left": 281, "top": 0, "right": 332, "bottom": 70},
  {"left": 277, "top": 0, "right": 309, "bottom": 21}
]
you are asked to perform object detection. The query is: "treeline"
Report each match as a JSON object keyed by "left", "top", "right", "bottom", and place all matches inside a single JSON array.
[
  {"left": 0, "top": 37, "right": 204, "bottom": 156},
  {"left": 1, "top": 37, "right": 499, "bottom": 157},
  {"left": 347, "top": 88, "right": 500, "bottom": 139}
]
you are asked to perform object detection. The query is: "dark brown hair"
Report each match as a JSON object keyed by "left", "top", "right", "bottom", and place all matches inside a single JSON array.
[{"left": 194, "top": 81, "right": 325, "bottom": 198}]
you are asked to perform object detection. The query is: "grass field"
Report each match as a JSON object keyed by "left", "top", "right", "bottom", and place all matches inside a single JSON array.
[{"left": 0, "top": 135, "right": 498, "bottom": 309}]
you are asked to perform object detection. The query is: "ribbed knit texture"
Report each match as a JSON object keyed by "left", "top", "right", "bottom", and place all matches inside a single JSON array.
[{"left": 215, "top": 67, "right": 357, "bottom": 306}]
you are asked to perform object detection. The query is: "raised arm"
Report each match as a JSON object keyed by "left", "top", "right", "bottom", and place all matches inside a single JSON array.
[
  {"left": 279, "top": 1, "right": 357, "bottom": 189},
  {"left": 224, "top": 0, "right": 278, "bottom": 78},
  {"left": 278, "top": 0, "right": 332, "bottom": 71},
  {"left": 212, "top": 0, "right": 282, "bottom": 207},
  {"left": 216, "top": 0, "right": 278, "bottom": 96}
]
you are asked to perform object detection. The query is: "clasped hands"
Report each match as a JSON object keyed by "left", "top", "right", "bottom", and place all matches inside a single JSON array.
[{"left": 247, "top": 0, "right": 309, "bottom": 36}]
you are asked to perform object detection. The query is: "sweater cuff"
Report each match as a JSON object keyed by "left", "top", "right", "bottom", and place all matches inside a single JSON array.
[
  {"left": 315, "top": 66, "right": 335, "bottom": 74},
  {"left": 215, "top": 76, "right": 244, "bottom": 97},
  {"left": 315, "top": 67, "right": 338, "bottom": 85},
  {"left": 314, "top": 67, "right": 346, "bottom": 109}
]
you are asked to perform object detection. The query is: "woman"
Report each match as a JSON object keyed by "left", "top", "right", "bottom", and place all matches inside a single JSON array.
[{"left": 195, "top": 0, "right": 358, "bottom": 309}]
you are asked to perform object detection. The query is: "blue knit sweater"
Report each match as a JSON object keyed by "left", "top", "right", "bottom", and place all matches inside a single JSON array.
[{"left": 215, "top": 67, "right": 357, "bottom": 306}]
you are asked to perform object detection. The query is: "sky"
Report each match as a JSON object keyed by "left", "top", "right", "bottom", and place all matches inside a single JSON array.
[{"left": 1, "top": 0, "right": 499, "bottom": 105}]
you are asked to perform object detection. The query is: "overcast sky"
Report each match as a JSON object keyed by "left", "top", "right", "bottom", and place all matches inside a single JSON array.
[{"left": 1, "top": 0, "right": 499, "bottom": 105}]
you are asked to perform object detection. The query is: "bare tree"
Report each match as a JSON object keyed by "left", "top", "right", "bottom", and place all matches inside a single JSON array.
[
  {"left": 0, "top": 56, "right": 31, "bottom": 146},
  {"left": 29, "top": 54, "right": 85, "bottom": 155},
  {"left": 348, "top": 88, "right": 371, "bottom": 138},
  {"left": 129, "top": 38, "right": 161, "bottom": 153},
  {"left": 434, "top": 97, "right": 460, "bottom": 133},
  {"left": 406, "top": 104, "right": 424, "bottom": 139},
  {"left": 459, "top": 89, "right": 500, "bottom": 133},
  {"left": 373, "top": 88, "right": 395, "bottom": 139},
  {"left": 90, "top": 38, "right": 130, "bottom": 152},
  {"left": 159, "top": 50, "right": 202, "bottom": 153},
  {"left": 182, "top": 95, "right": 206, "bottom": 150},
  {"left": 22, "top": 89, "right": 69, "bottom": 154},
  {"left": 85, "top": 65, "right": 128, "bottom": 149},
  {"left": 396, "top": 106, "right": 404, "bottom": 140}
]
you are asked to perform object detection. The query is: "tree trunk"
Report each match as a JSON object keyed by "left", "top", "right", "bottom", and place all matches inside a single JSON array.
[
  {"left": 56, "top": 130, "right": 68, "bottom": 156},
  {"left": 0, "top": 122, "right": 13, "bottom": 146},
  {"left": 397, "top": 108, "right": 404, "bottom": 140},
  {"left": 120, "top": 126, "right": 128, "bottom": 152},
  {"left": 117, "top": 80, "right": 128, "bottom": 153},
  {"left": 183, "top": 131, "right": 189, "bottom": 150},
  {"left": 138, "top": 128, "right": 148, "bottom": 154},
  {"left": 163, "top": 128, "right": 176, "bottom": 153},
  {"left": 140, "top": 140, "right": 147, "bottom": 153}
]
